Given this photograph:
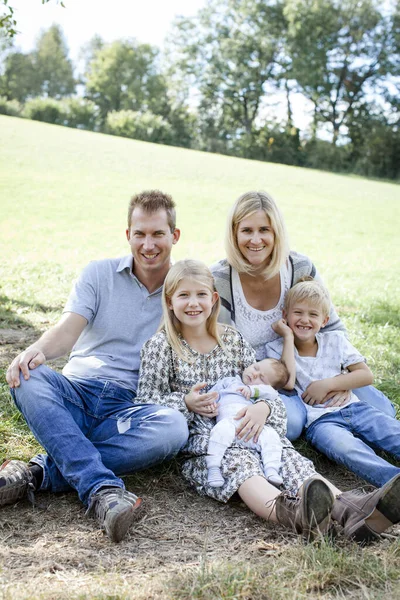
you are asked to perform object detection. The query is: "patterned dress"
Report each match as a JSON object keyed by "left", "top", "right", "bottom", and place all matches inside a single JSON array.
[{"left": 137, "top": 327, "right": 316, "bottom": 502}]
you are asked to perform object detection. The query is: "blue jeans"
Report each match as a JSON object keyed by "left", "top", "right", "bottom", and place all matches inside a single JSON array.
[
  {"left": 305, "top": 401, "right": 400, "bottom": 487},
  {"left": 11, "top": 365, "right": 189, "bottom": 506},
  {"left": 280, "top": 385, "right": 396, "bottom": 442}
]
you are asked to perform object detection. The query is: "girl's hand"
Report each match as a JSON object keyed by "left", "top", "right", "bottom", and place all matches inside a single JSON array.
[
  {"left": 302, "top": 379, "right": 333, "bottom": 405},
  {"left": 234, "top": 402, "right": 271, "bottom": 443},
  {"left": 236, "top": 385, "right": 251, "bottom": 399},
  {"left": 272, "top": 318, "right": 293, "bottom": 339},
  {"left": 185, "top": 382, "right": 219, "bottom": 417}
]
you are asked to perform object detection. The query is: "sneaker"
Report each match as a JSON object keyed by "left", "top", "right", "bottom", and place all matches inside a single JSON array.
[
  {"left": 332, "top": 473, "right": 400, "bottom": 543},
  {"left": 0, "top": 460, "right": 36, "bottom": 507},
  {"left": 275, "top": 477, "right": 334, "bottom": 539},
  {"left": 89, "top": 487, "right": 143, "bottom": 543}
]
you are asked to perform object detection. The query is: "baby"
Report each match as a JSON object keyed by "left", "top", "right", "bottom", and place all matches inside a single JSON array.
[{"left": 206, "top": 358, "right": 289, "bottom": 488}]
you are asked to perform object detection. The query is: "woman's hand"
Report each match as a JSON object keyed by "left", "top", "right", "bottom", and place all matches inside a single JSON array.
[
  {"left": 234, "top": 402, "right": 271, "bottom": 443},
  {"left": 185, "top": 382, "right": 219, "bottom": 417},
  {"left": 323, "top": 390, "right": 352, "bottom": 407}
]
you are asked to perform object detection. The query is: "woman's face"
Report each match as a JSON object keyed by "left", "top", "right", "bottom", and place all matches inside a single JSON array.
[{"left": 236, "top": 210, "right": 275, "bottom": 269}]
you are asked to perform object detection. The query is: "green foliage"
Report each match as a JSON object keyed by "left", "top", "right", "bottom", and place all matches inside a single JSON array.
[
  {"left": 85, "top": 39, "right": 169, "bottom": 123},
  {"left": 105, "top": 109, "right": 173, "bottom": 144},
  {"left": 0, "top": 51, "right": 40, "bottom": 101},
  {"left": 0, "top": 94, "right": 20, "bottom": 115},
  {"left": 21, "top": 97, "right": 99, "bottom": 130},
  {"left": 61, "top": 97, "right": 99, "bottom": 130},
  {"left": 33, "top": 24, "right": 75, "bottom": 98},
  {"left": 167, "top": 0, "right": 285, "bottom": 150},
  {"left": 22, "top": 97, "right": 66, "bottom": 124},
  {"left": 284, "top": 0, "right": 399, "bottom": 144}
]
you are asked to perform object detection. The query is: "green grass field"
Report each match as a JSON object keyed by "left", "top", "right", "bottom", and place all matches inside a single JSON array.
[{"left": 1, "top": 114, "right": 400, "bottom": 599}]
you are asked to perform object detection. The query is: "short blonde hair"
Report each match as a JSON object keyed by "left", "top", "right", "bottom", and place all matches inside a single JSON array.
[
  {"left": 160, "top": 259, "right": 222, "bottom": 361},
  {"left": 225, "top": 190, "right": 290, "bottom": 279},
  {"left": 284, "top": 278, "right": 331, "bottom": 318}
]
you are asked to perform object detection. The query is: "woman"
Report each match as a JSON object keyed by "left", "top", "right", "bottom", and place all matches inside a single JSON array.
[{"left": 211, "top": 190, "right": 395, "bottom": 440}]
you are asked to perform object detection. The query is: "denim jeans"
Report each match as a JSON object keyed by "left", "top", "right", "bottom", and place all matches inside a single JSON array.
[
  {"left": 11, "top": 365, "right": 189, "bottom": 505},
  {"left": 305, "top": 401, "right": 400, "bottom": 487},
  {"left": 280, "top": 385, "right": 396, "bottom": 442}
]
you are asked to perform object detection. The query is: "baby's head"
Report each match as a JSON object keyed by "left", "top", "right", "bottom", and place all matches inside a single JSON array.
[
  {"left": 242, "top": 358, "right": 289, "bottom": 389},
  {"left": 283, "top": 278, "right": 330, "bottom": 340}
]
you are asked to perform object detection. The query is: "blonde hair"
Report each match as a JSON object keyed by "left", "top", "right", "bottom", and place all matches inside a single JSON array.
[
  {"left": 225, "top": 190, "right": 290, "bottom": 279},
  {"left": 161, "top": 259, "right": 222, "bottom": 361},
  {"left": 284, "top": 278, "right": 331, "bottom": 318}
]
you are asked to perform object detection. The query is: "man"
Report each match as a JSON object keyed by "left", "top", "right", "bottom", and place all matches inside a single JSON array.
[{"left": 2, "top": 190, "right": 189, "bottom": 543}]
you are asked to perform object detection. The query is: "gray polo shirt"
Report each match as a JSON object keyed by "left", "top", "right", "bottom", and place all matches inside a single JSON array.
[{"left": 62, "top": 255, "right": 163, "bottom": 392}]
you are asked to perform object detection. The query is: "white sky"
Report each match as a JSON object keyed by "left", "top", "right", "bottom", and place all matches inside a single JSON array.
[{"left": 12, "top": 0, "right": 207, "bottom": 59}]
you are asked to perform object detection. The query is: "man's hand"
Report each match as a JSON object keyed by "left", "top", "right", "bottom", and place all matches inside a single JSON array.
[
  {"left": 6, "top": 349, "right": 46, "bottom": 388},
  {"left": 185, "top": 382, "right": 219, "bottom": 417},
  {"left": 234, "top": 402, "right": 271, "bottom": 443},
  {"left": 302, "top": 379, "right": 334, "bottom": 405},
  {"left": 236, "top": 385, "right": 251, "bottom": 399}
]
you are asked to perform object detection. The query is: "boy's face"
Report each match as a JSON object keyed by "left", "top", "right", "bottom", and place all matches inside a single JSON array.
[
  {"left": 284, "top": 300, "right": 329, "bottom": 343},
  {"left": 242, "top": 359, "right": 277, "bottom": 386}
]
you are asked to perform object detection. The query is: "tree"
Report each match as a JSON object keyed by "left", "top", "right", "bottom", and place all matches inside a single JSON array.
[
  {"left": 84, "top": 39, "right": 169, "bottom": 123},
  {"left": 284, "top": 0, "right": 400, "bottom": 144},
  {"left": 0, "top": 51, "right": 40, "bottom": 100},
  {"left": 166, "top": 0, "right": 286, "bottom": 152},
  {"left": 33, "top": 24, "right": 75, "bottom": 97}
]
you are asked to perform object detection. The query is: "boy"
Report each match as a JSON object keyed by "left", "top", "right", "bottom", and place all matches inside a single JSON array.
[
  {"left": 206, "top": 358, "right": 289, "bottom": 488},
  {"left": 266, "top": 279, "right": 400, "bottom": 488}
]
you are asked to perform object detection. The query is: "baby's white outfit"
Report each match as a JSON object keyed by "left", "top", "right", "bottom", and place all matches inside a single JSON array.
[{"left": 205, "top": 375, "right": 284, "bottom": 487}]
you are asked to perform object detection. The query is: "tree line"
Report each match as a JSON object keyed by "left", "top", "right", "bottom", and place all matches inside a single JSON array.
[{"left": 1, "top": 0, "right": 399, "bottom": 180}]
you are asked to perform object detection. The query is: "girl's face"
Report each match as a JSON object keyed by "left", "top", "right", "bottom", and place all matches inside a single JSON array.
[
  {"left": 236, "top": 210, "right": 275, "bottom": 270},
  {"left": 168, "top": 277, "right": 218, "bottom": 332}
]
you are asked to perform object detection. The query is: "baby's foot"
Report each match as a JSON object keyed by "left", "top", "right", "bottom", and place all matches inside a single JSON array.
[
  {"left": 264, "top": 467, "right": 283, "bottom": 487},
  {"left": 207, "top": 467, "right": 224, "bottom": 488}
]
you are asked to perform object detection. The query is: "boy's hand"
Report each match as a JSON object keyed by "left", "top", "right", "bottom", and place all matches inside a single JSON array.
[
  {"left": 236, "top": 385, "right": 251, "bottom": 399},
  {"left": 234, "top": 402, "right": 271, "bottom": 443},
  {"left": 302, "top": 379, "right": 334, "bottom": 405},
  {"left": 272, "top": 318, "right": 293, "bottom": 338},
  {"left": 185, "top": 382, "right": 219, "bottom": 417}
]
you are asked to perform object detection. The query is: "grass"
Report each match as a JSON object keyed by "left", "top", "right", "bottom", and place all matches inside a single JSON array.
[{"left": 0, "top": 114, "right": 400, "bottom": 599}]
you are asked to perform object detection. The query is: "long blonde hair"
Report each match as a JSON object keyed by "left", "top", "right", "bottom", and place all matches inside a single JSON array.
[
  {"left": 225, "top": 190, "right": 290, "bottom": 279},
  {"left": 161, "top": 259, "right": 222, "bottom": 361}
]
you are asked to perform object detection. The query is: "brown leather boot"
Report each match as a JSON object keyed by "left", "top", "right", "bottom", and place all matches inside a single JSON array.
[
  {"left": 275, "top": 477, "right": 334, "bottom": 538},
  {"left": 332, "top": 473, "right": 400, "bottom": 543}
]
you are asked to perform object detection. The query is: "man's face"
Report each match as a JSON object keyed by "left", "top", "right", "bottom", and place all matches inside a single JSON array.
[{"left": 126, "top": 207, "right": 180, "bottom": 278}]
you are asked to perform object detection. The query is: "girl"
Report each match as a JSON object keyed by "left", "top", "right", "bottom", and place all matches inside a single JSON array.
[{"left": 137, "top": 260, "right": 400, "bottom": 542}]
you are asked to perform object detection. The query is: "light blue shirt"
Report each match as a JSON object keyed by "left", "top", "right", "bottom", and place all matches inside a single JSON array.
[{"left": 62, "top": 255, "right": 163, "bottom": 391}]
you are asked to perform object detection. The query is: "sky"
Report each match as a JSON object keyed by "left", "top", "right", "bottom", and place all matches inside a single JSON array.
[{"left": 12, "top": 0, "right": 207, "bottom": 59}]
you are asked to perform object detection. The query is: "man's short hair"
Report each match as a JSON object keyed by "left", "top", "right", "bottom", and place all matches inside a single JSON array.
[{"left": 128, "top": 190, "right": 176, "bottom": 231}]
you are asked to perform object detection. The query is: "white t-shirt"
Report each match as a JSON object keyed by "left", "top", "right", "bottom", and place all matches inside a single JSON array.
[
  {"left": 267, "top": 331, "right": 365, "bottom": 427},
  {"left": 232, "top": 262, "right": 292, "bottom": 360}
]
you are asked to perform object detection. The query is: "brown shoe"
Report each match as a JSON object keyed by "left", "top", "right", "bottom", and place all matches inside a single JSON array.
[
  {"left": 332, "top": 473, "right": 400, "bottom": 543},
  {"left": 275, "top": 477, "right": 334, "bottom": 538}
]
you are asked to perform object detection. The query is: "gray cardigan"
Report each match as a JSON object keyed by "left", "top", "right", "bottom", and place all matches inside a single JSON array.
[{"left": 210, "top": 251, "right": 345, "bottom": 334}]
